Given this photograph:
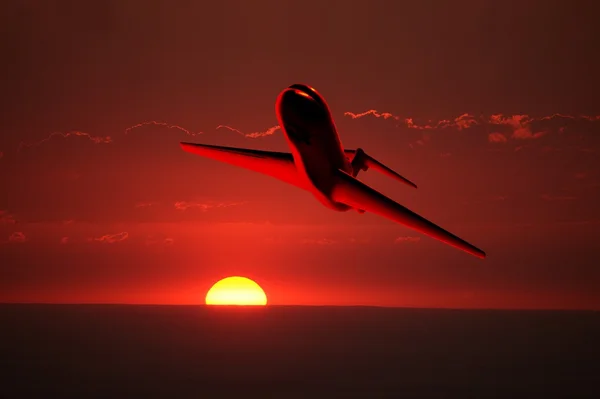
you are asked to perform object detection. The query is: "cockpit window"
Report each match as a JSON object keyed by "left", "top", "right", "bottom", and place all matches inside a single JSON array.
[{"left": 288, "top": 84, "right": 326, "bottom": 108}]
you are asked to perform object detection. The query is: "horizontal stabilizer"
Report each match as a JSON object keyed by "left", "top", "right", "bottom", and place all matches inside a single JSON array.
[{"left": 345, "top": 149, "right": 417, "bottom": 189}]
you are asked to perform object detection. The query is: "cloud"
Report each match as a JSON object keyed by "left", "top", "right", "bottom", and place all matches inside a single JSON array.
[
  {"left": 173, "top": 200, "right": 245, "bottom": 211},
  {"left": 60, "top": 236, "right": 69, "bottom": 244},
  {"left": 135, "top": 202, "right": 157, "bottom": 208},
  {"left": 489, "top": 114, "right": 546, "bottom": 140},
  {"left": 574, "top": 172, "right": 586, "bottom": 180},
  {"left": 76, "top": 119, "right": 278, "bottom": 142},
  {"left": 8, "top": 231, "right": 27, "bottom": 243},
  {"left": 394, "top": 236, "right": 421, "bottom": 244},
  {"left": 408, "top": 133, "right": 432, "bottom": 149},
  {"left": 5, "top": 121, "right": 280, "bottom": 159},
  {"left": 300, "top": 237, "right": 370, "bottom": 245},
  {"left": 344, "top": 110, "right": 600, "bottom": 144},
  {"left": 145, "top": 236, "right": 174, "bottom": 246},
  {"left": 488, "top": 132, "right": 508, "bottom": 143},
  {"left": 344, "top": 110, "right": 398, "bottom": 120},
  {"left": 92, "top": 232, "right": 129, "bottom": 243},
  {"left": 7, "top": 110, "right": 599, "bottom": 158},
  {"left": 0, "top": 151, "right": 3, "bottom": 159},
  {"left": 0, "top": 210, "right": 16, "bottom": 225},
  {"left": 345, "top": 110, "right": 479, "bottom": 130},
  {"left": 514, "top": 130, "right": 547, "bottom": 140},
  {"left": 415, "top": 134, "right": 431, "bottom": 146},
  {"left": 124, "top": 121, "right": 203, "bottom": 137},
  {"left": 453, "top": 113, "right": 479, "bottom": 130},
  {"left": 216, "top": 124, "right": 281, "bottom": 138},
  {"left": 537, "top": 114, "right": 600, "bottom": 122},
  {"left": 18, "top": 131, "right": 112, "bottom": 152},
  {"left": 301, "top": 238, "right": 336, "bottom": 245},
  {"left": 407, "top": 114, "right": 479, "bottom": 131},
  {"left": 346, "top": 110, "right": 599, "bottom": 127}
]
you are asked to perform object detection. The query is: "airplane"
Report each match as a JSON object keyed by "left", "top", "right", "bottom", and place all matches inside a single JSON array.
[{"left": 180, "top": 84, "right": 486, "bottom": 259}]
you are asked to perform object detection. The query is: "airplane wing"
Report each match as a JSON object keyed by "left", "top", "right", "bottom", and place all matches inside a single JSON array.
[
  {"left": 180, "top": 142, "right": 305, "bottom": 189},
  {"left": 330, "top": 169, "right": 486, "bottom": 259}
]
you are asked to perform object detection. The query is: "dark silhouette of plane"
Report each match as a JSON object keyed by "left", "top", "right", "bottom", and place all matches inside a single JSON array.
[{"left": 181, "top": 84, "right": 486, "bottom": 259}]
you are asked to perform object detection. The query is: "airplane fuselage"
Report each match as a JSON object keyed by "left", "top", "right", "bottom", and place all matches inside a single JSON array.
[
  {"left": 180, "top": 83, "right": 487, "bottom": 259},
  {"left": 275, "top": 84, "right": 353, "bottom": 211}
]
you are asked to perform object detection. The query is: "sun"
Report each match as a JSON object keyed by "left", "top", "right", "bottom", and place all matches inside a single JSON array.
[{"left": 205, "top": 276, "right": 268, "bottom": 306}]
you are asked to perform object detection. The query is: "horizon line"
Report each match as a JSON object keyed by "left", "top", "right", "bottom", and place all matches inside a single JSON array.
[{"left": 0, "top": 302, "right": 597, "bottom": 312}]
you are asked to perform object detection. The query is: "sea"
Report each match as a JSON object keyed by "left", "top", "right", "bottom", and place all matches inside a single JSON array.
[{"left": 0, "top": 304, "right": 598, "bottom": 398}]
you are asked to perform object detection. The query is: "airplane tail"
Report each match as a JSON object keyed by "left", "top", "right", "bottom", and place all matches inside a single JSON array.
[{"left": 344, "top": 148, "right": 417, "bottom": 189}]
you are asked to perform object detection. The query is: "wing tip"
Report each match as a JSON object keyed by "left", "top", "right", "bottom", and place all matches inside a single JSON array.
[
  {"left": 473, "top": 249, "right": 487, "bottom": 259},
  {"left": 443, "top": 239, "right": 486, "bottom": 259},
  {"left": 397, "top": 176, "right": 417, "bottom": 189},
  {"left": 453, "top": 243, "right": 486, "bottom": 259}
]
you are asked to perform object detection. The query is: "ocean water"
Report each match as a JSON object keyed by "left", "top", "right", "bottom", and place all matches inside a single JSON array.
[{"left": 0, "top": 304, "right": 598, "bottom": 398}]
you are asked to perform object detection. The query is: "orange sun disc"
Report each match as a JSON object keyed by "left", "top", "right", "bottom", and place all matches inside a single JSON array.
[{"left": 205, "top": 276, "right": 267, "bottom": 306}]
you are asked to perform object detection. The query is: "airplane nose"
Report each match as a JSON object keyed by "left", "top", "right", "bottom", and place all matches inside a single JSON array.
[
  {"left": 287, "top": 84, "right": 325, "bottom": 107},
  {"left": 278, "top": 88, "right": 315, "bottom": 106},
  {"left": 275, "top": 88, "right": 322, "bottom": 122}
]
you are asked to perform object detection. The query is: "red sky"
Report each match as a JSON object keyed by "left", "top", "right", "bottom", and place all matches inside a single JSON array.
[{"left": 1, "top": 0, "right": 599, "bottom": 309}]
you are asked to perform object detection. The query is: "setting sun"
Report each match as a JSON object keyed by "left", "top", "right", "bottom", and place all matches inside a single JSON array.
[{"left": 205, "top": 276, "right": 268, "bottom": 306}]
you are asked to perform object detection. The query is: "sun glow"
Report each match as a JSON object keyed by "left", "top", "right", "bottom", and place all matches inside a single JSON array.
[{"left": 205, "top": 276, "right": 268, "bottom": 306}]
